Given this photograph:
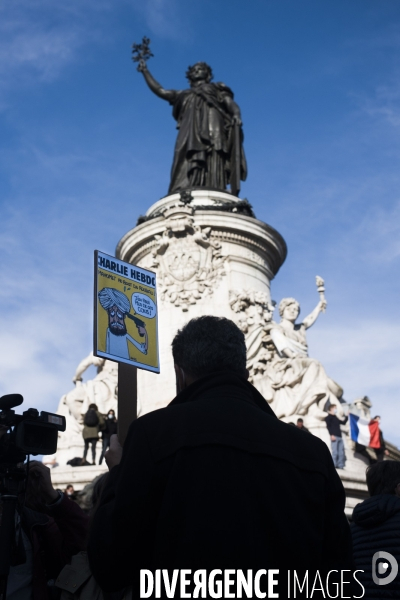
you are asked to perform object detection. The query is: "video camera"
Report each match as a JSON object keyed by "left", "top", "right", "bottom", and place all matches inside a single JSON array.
[
  {"left": 0, "top": 394, "right": 66, "bottom": 596},
  {"left": 0, "top": 393, "right": 66, "bottom": 465}
]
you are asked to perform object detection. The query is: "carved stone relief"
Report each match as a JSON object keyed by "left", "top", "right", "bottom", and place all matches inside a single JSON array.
[
  {"left": 151, "top": 205, "right": 227, "bottom": 311},
  {"left": 229, "top": 289, "right": 276, "bottom": 381}
]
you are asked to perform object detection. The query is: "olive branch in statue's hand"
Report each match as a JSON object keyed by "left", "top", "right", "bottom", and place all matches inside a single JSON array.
[{"left": 132, "top": 36, "right": 153, "bottom": 72}]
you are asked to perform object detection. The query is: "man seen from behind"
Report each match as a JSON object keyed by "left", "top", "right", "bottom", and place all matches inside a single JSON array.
[{"left": 88, "top": 316, "right": 352, "bottom": 596}]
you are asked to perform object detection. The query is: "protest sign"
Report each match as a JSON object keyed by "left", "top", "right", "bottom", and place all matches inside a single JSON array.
[{"left": 94, "top": 250, "right": 159, "bottom": 373}]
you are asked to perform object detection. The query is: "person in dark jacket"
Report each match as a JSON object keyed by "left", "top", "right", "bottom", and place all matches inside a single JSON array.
[
  {"left": 88, "top": 316, "right": 352, "bottom": 596},
  {"left": 55, "top": 473, "right": 132, "bottom": 599},
  {"left": 99, "top": 409, "right": 118, "bottom": 465},
  {"left": 82, "top": 403, "right": 105, "bottom": 465},
  {"left": 325, "top": 403, "right": 348, "bottom": 468},
  {"left": 64, "top": 484, "right": 76, "bottom": 500},
  {"left": 296, "top": 417, "right": 310, "bottom": 433},
  {"left": 351, "top": 460, "right": 400, "bottom": 599},
  {"left": 3, "top": 460, "right": 89, "bottom": 600}
]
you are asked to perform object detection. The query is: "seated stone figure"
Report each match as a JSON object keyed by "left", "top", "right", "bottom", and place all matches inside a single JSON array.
[{"left": 260, "top": 297, "right": 344, "bottom": 443}]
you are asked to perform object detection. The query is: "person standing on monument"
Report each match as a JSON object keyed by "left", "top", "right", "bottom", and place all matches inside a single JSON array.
[
  {"left": 87, "top": 316, "right": 352, "bottom": 595},
  {"left": 371, "top": 415, "right": 390, "bottom": 462},
  {"left": 137, "top": 59, "right": 247, "bottom": 195},
  {"left": 325, "top": 403, "right": 348, "bottom": 469},
  {"left": 99, "top": 409, "right": 118, "bottom": 465},
  {"left": 82, "top": 403, "right": 105, "bottom": 466}
]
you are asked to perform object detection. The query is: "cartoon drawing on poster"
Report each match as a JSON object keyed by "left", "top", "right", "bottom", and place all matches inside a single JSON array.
[
  {"left": 94, "top": 250, "right": 159, "bottom": 372},
  {"left": 98, "top": 287, "right": 148, "bottom": 359}
]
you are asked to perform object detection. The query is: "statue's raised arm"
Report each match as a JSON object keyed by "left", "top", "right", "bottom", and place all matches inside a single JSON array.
[
  {"left": 132, "top": 37, "right": 247, "bottom": 196},
  {"left": 132, "top": 37, "right": 176, "bottom": 102},
  {"left": 137, "top": 59, "right": 177, "bottom": 103},
  {"left": 301, "top": 298, "right": 327, "bottom": 330},
  {"left": 302, "top": 276, "right": 327, "bottom": 329}
]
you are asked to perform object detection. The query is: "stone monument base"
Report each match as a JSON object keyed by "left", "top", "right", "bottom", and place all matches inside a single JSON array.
[{"left": 50, "top": 464, "right": 107, "bottom": 492}]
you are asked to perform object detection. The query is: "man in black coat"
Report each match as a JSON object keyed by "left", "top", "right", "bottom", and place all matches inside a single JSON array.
[
  {"left": 88, "top": 316, "right": 352, "bottom": 596},
  {"left": 351, "top": 460, "right": 400, "bottom": 599}
]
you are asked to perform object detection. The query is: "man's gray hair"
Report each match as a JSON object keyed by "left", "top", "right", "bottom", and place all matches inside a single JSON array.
[
  {"left": 172, "top": 316, "right": 247, "bottom": 378},
  {"left": 278, "top": 297, "right": 300, "bottom": 318}
]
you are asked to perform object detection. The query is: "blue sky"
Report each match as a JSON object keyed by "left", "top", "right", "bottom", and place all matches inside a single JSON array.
[{"left": 1, "top": 0, "right": 399, "bottom": 445}]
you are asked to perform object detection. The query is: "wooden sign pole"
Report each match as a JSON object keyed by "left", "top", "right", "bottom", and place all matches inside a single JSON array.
[{"left": 117, "top": 362, "right": 138, "bottom": 445}]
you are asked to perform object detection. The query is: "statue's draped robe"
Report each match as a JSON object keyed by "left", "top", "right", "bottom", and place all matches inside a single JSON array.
[
  {"left": 266, "top": 323, "right": 343, "bottom": 421},
  {"left": 249, "top": 322, "right": 343, "bottom": 424},
  {"left": 168, "top": 82, "right": 247, "bottom": 194}
]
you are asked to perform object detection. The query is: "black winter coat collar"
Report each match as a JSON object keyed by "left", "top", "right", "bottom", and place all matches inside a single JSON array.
[
  {"left": 169, "top": 370, "right": 277, "bottom": 418},
  {"left": 352, "top": 494, "right": 400, "bottom": 527}
]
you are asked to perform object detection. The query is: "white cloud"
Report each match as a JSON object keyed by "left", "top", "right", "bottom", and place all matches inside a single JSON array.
[
  {"left": 0, "top": 233, "right": 93, "bottom": 414},
  {"left": 0, "top": 0, "right": 114, "bottom": 104},
  {"left": 354, "top": 200, "right": 400, "bottom": 263},
  {"left": 0, "top": 0, "right": 191, "bottom": 99},
  {"left": 0, "top": 9, "right": 78, "bottom": 85},
  {"left": 349, "top": 26, "right": 400, "bottom": 130},
  {"left": 0, "top": 300, "right": 88, "bottom": 405},
  {"left": 0, "top": 28, "right": 81, "bottom": 82},
  {"left": 133, "top": 0, "right": 192, "bottom": 41},
  {"left": 361, "top": 78, "right": 400, "bottom": 129}
]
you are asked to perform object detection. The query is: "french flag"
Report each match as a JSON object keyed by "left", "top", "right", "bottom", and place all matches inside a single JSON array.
[{"left": 349, "top": 413, "right": 380, "bottom": 448}]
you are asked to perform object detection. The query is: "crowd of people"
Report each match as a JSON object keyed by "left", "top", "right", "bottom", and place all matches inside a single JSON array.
[
  {"left": 289, "top": 400, "right": 388, "bottom": 472},
  {"left": 1, "top": 316, "right": 399, "bottom": 599},
  {"left": 325, "top": 408, "right": 388, "bottom": 470}
]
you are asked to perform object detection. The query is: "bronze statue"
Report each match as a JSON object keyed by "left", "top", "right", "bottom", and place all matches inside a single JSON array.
[{"left": 133, "top": 38, "right": 247, "bottom": 196}]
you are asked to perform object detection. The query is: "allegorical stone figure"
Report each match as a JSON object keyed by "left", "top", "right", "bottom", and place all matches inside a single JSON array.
[
  {"left": 267, "top": 297, "right": 344, "bottom": 426},
  {"left": 137, "top": 59, "right": 247, "bottom": 196}
]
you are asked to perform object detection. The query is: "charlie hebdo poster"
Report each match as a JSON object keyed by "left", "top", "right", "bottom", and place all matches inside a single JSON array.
[{"left": 94, "top": 250, "right": 160, "bottom": 373}]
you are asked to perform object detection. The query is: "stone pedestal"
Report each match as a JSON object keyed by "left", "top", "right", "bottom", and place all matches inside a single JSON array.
[
  {"left": 50, "top": 464, "right": 108, "bottom": 492},
  {"left": 116, "top": 190, "right": 287, "bottom": 416}
]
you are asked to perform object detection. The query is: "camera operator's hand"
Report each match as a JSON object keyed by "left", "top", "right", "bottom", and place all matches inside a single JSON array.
[
  {"left": 105, "top": 434, "right": 123, "bottom": 470},
  {"left": 29, "top": 461, "right": 59, "bottom": 504}
]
